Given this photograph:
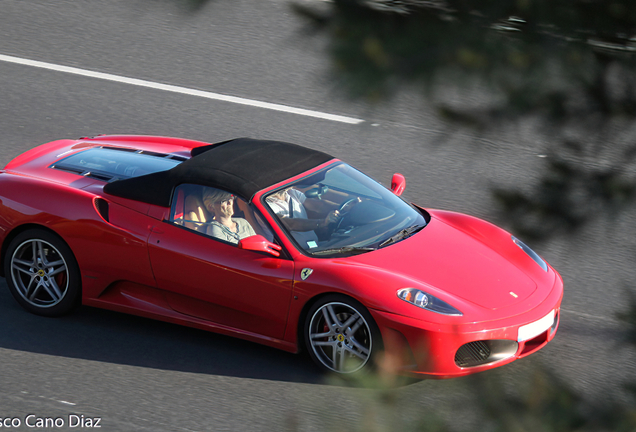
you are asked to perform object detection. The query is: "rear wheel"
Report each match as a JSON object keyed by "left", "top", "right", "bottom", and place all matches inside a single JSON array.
[
  {"left": 4, "top": 229, "right": 81, "bottom": 316},
  {"left": 305, "top": 295, "right": 381, "bottom": 374}
]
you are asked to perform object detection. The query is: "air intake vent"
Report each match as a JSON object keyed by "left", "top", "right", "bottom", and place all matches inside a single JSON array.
[
  {"left": 455, "top": 340, "right": 518, "bottom": 368},
  {"left": 94, "top": 198, "right": 109, "bottom": 222},
  {"left": 455, "top": 341, "right": 491, "bottom": 367}
]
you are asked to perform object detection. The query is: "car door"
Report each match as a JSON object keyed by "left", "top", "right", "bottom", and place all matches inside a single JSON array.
[{"left": 147, "top": 185, "right": 295, "bottom": 340}]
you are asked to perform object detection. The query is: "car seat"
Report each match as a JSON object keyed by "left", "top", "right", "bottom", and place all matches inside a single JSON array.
[{"left": 183, "top": 186, "right": 212, "bottom": 231}]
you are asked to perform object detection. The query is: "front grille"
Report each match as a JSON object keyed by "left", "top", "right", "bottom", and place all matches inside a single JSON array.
[
  {"left": 455, "top": 341, "right": 491, "bottom": 367},
  {"left": 455, "top": 340, "right": 519, "bottom": 368}
]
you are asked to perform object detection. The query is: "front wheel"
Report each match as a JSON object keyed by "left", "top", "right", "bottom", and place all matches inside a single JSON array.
[
  {"left": 305, "top": 295, "right": 381, "bottom": 374},
  {"left": 4, "top": 229, "right": 81, "bottom": 317}
]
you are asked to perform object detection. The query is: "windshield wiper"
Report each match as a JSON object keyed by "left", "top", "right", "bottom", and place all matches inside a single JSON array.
[
  {"left": 311, "top": 246, "right": 377, "bottom": 256},
  {"left": 379, "top": 224, "right": 426, "bottom": 248}
]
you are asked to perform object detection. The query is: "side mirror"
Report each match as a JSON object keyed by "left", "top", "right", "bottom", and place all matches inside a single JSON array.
[
  {"left": 391, "top": 173, "right": 406, "bottom": 196},
  {"left": 238, "top": 235, "right": 282, "bottom": 257}
]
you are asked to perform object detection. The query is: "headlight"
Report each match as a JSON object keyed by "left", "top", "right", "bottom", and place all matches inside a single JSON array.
[
  {"left": 397, "top": 288, "right": 463, "bottom": 316},
  {"left": 512, "top": 236, "right": 548, "bottom": 272}
]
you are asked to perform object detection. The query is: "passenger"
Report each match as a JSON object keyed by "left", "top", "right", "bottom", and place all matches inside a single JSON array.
[
  {"left": 202, "top": 188, "right": 256, "bottom": 244},
  {"left": 266, "top": 188, "right": 339, "bottom": 248}
]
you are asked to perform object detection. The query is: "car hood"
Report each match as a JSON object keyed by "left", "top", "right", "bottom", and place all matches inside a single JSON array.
[{"left": 349, "top": 213, "right": 538, "bottom": 310}]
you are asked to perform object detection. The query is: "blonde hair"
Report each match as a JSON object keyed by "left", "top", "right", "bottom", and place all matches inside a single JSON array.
[{"left": 202, "top": 188, "right": 233, "bottom": 209}]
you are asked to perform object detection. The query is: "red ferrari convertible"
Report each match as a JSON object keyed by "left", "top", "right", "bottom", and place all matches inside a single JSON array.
[{"left": 0, "top": 135, "right": 562, "bottom": 378}]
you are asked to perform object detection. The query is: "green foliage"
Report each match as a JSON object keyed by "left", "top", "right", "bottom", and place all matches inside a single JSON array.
[
  {"left": 468, "top": 369, "right": 587, "bottom": 432},
  {"left": 467, "top": 364, "right": 636, "bottom": 432},
  {"left": 294, "top": 0, "right": 636, "bottom": 239},
  {"left": 294, "top": 0, "right": 636, "bottom": 110},
  {"left": 619, "top": 289, "right": 636, "bottom": 348},
  {"left": 306, "top": 357, "right": 636, "bottom": 432},
  {"left": 494, "top": 147, "right": 635, "bottom": 241}
]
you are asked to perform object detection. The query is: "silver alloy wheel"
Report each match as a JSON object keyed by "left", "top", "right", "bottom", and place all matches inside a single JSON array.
[
  {"left": 308, "top": 301, "right": 372, "bottom": 373},
  {"left": 10, "top": 239, "right": 69, "bottom": 308}
]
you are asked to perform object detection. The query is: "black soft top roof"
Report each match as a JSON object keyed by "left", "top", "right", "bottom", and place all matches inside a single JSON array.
[{"left": 103, "top": 138, "right": 334, "bottom": 207}]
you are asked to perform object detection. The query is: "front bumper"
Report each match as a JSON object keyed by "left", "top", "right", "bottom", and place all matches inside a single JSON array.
[{"left": 370, "top": 278, "right": 563, "bottom": 379}]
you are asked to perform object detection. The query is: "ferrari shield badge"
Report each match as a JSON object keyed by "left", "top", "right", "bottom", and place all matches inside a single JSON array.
[{"left": 300, "top": 268, "right": 313, "bottom": 281}]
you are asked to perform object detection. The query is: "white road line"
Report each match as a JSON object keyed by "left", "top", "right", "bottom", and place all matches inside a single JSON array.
[{"left": 0, "top": 53, "right": 364, "bottom": 125}]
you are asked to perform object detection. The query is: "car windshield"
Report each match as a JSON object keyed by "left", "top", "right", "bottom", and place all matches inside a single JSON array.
[{"left": 263, "top": 162, "right": 428, "bottom": 257}]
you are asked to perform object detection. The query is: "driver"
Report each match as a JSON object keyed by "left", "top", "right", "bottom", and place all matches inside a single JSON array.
[{"left": 266, "top": 188, "right": 339, "bottom": 248}]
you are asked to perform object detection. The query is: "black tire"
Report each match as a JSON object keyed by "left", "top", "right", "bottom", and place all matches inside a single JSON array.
[
  {"left": 4, "top": 229, "right": 81, "bottom": 317},
  {"left": 304, "top": 294, "right": 382, "bottom": 374}
]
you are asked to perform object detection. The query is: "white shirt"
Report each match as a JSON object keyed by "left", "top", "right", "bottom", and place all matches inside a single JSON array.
[{"left": 267, "top": 189, "right": 319, "bottom": 248}]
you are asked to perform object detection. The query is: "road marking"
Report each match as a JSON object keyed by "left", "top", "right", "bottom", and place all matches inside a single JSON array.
[
  {"left": 36, "top": 395, "right": 77, "bottom": 405},
  {"left": 0, "top": 53, "right": 364, "bottom": 125}
]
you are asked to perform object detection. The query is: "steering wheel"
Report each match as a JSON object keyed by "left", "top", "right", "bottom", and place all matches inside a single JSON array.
[
  {"left": 334, "top": 197, "right": 361, "bottom": 231},
  {"left": 338, "top": 197, "right": 360, "bottom": 213}
]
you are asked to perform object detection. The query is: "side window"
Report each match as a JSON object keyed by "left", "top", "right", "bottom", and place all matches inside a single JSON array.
[
  {"left": 170, "top": 184, "right": 275, "bottom": 245},
  {"left": 171, "top": 184, "right": 210, "bottom": 232}
]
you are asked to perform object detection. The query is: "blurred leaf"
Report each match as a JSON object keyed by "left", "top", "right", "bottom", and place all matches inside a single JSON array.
[
  {"left": 494, "top": 151, "right": 635, "bottom": 241},
  {"left": 294, "top": 0, "right": 636, "bottom": 239},
  {"left": 618, "top": 289, "right": 636, "bottom": 348}
]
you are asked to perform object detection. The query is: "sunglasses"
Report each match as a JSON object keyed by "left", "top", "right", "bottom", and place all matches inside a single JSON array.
[{"left": 219, "top": 195, "right": 235, "bottom": 205}]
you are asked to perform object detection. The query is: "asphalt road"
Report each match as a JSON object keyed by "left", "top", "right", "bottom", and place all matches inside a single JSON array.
[{"left": 0, "top": 1, "right": 635, "bottom": 431}]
